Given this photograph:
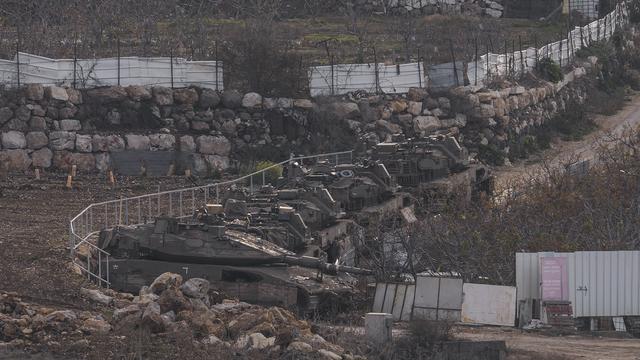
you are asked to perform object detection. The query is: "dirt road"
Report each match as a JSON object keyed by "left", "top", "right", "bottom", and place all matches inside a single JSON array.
[
  {"left": 455, "top": 326, "right": 640, "bottom": 360},
  {"left": 493, "top": 92, "right": 640, "bottom": 190}
]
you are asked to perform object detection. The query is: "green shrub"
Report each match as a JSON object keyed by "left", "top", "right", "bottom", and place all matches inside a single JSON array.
[
  {"left": 536, "top": 58, "right": 564, "bottom": 83},
  {"left": 255, "top": 160, "right": 283, "bottom": 184}
]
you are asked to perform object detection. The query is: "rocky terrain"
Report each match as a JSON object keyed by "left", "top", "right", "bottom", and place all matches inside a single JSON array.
[{"left": 0, "top": 272, "right": 361, "bottom": 359}]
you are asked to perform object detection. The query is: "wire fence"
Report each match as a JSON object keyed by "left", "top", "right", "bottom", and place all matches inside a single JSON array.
[
  {"left": 69, "top": 150, "right": 353, "bottom": 287},
  {"left": 0, "top": 51, "right": 223, "bottom": 90},
  {"left": 310, "top": 2, "right": 628, "bottom": 95}
]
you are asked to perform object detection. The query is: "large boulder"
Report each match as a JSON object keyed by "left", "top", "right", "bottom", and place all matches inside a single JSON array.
[
  {"left": 25, "top": 84, "right": 44, "bottom": 101},
  {"left": 125, "top": 134, "right": 151, "bottom": 151},
  {"left": 59, "top": 119, "right": 82, "bottom": 131},
  {"left": 49, "top": 131, "right": 76, "bottom": 151},
  {"left": 332, "top": 102, "right": 360, "bottom": 118},
  {"left": 221, "top": 90, "right": 243, "bottom": 109},
  {"left": 149, "top": 273, "right": 183, "bottom": 295},
  {"left": 126, "top": 85, "right": 152, "bottom": 101},
  {"left": 1, "top": 131, "right": 26, "bottom": 149},
  {"left": 173, "top": 88, "right": 199, "bottom": 105},
  {"left": 107, "top": 135, "right": 126, "bottom": 152},
  {"left": 75, "top": 134, "right": 93, "bottom": 153},
  {"left": 58, "top": 106, "right": 78, "bottom": 120},
  {"left": 112, "top": 305, "right": 141, "bottom": 322},
  {"left": 29, "top": 117, "right": 47, "bottom": 131},
  {"left": 199, "top": 89, "right": 221, "bottom": 109},
  {"left": 141, "top": 302, "right": 165, "bottom": 333},
  {"left": 0, "top": 149, "right": 31, "bottom": 171},
  {"left": 31, "top": 148, "right": 53, "bottom": 168},
  {"left": 413, "top": 116, "right": 441, "bottom": 133},
  {"left": 86, "top": 86, "right": 128, "bottom": 104},
  {"left": 242, "top": 92, "right": 263, "bottom": 108},
  {"left": 80, "top": 288, "right": 113, "bottom": 306},
  {"left": 46, "top": 86, "right": 69, "bottom": 101},
  {"left": 152, "top": 87, "right": 174, "bottom": 106},
  {"left": 26, "top": 132, "right": 48, "bottom": 150},
  {"left": 0, "top": 107, "right": 13, "bottom": 124},
  {"left": 180, "top": 278, "right": 210, "bottom": 301},
  {"left": 196, "top": 135, "right": 231, "bottom": 156},
  {"left": 149, "top": 134, "right": 175, "bottom": 151},
  {"left": 204, "top": 155, "right": 230, "bottom": 171},
  {"left": 179, "top": 135, "right": 196, "bottom": 152},
  {"left": 66, "top": 88, "right": 83, "bottom": 105}
]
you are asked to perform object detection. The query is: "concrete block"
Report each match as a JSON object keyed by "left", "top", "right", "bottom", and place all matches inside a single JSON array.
[{"left": 365, "top": 313, "right": 393, "bottom": 345}]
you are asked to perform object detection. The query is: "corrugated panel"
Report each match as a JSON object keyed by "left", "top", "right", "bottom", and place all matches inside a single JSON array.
[{"left": 517, "top": 251, "right": 640, "bottom": 318}]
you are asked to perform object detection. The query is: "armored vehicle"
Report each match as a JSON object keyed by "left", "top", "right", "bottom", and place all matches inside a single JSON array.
[
  {"left": 372, "top": 135, "right": 493, "bottom": 203},
  {"left": 95, "top": 214, "right": 372, "bottom": 313}
]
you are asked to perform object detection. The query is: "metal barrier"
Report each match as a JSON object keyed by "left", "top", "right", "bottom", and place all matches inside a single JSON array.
[{"left": 69, "top": 150, "right": 353, "bottom": 287}]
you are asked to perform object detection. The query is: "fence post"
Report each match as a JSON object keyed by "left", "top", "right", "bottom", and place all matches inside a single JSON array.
[
  {"left": 518, "top": 35, "right": 523, "bottom": 74},
  {"left": 486, "top": 43, "right": 490, "bottom": 78},
  {"left": 417, "top": 48, "right": 422, "bottom": 88},
  {"left": 373, "top": 47, "right": 380, "bottom": 93},
  {"left": 117, "top": 37, "right": 121, "bottom": 86},
  {"left": 170, "top": 48, "right": 174, "bottom": 89},
  {"left": 534, "top": 34, "right": 538, "bottom": 68},
  {"left": 474, "top": 37, "right": 478, "bottom": 86},
  {"left": 73, "top": 37, "right": 77, "bottom": 89},
  {"left": 330, "top": 55, "right": 335, "bottom": 96},
  {"left": 559, "top": 34, "right": 563, "bottom": 68},
  {"left": 15, "top": 26, "right": 20, "bottom": 88},
  {"left": 449, "top": 39, "right": 459, "bottom": 86},
  {"left": 503, "top": 39, "right": 507, "bottom": 77},
  {"left": 215, "top": 41, "right": 219, "bottom": 91}
]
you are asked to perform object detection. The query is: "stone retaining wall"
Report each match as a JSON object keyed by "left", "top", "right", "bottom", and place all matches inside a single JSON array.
[{"left": 0, "top": 62, "right": 593, "bottom": 175}]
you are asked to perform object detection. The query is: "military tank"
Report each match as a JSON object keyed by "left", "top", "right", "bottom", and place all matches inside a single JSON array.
[{"left": 95, "top": 212, "right": 372, "bottom": 313}]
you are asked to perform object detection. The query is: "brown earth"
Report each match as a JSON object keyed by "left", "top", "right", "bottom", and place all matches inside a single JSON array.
[
  {"left": 493, "top": 91, "right": 640, "bottom": 190},
  {"left": 0, "top": 173, "right": 197, "bottom": 311},
  {"left": 454, "top": 326, "right": 640, "bottom": 360}
]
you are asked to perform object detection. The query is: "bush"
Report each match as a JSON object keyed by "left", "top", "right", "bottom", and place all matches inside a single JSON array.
[
  {"left": 255, "top": 160, "right": 283, "bottom": 184},
  {"left": 536, "top": 58, "right": 563, "bottom": 83},
  {"left": 478, "top": 143, "right": 506, "bottom": 166}
]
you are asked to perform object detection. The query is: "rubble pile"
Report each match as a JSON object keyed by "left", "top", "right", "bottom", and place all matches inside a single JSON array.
[{"left": 1, "top": 273, "right": 362, "bottom": 359}]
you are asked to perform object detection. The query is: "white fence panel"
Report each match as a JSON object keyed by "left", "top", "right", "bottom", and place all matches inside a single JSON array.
[
  {"left": 309, "top": 62, "right": 424, "bottom": 96},
  {"left": 461, "top": 283, "right": 516, "bottom": 326},
  {"left": 0, "top": 52, "right": 223, "bottom": 89}
]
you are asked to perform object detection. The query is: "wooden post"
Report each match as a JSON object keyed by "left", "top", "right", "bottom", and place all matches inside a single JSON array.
[
  {"left": 108, "top": 170, "right": 115, "bottom": 185},
  {"left": 34, "top": 168, "right": 40, "bottom": 180},
  {"left": 66, "top": 175, "right": 73, "bottom": 189},
  {"left": 185, "top": 168, "right": 191, "bottom": 177},
  {"left": 71, "top": 164, "right": 77, "bottom": 177}
]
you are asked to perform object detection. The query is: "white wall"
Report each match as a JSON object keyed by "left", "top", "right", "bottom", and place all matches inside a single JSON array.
[
  {"left": 461, "top": 283, "right": 516, "bottom": 326},
  {"left": 516, "top": 251, "right": 640, "bottom": 318}
]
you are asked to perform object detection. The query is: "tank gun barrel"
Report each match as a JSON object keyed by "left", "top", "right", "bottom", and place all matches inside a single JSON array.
[{"left": 282, "top": 255, "right": 373, "bottom": 276}]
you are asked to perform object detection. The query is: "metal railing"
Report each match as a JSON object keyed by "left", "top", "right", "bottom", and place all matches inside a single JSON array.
[{"left": 69, "top": 150, "right": 353, "bottom": 287}]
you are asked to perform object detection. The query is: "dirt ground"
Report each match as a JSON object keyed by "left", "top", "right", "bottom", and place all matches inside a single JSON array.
[
  {"left": 454, "top": 326, "right": 640, "bottom": 360},
  {"left": 0, "top": 173, "right": 197, "bottom": 311},
  {"left": 493, "top": 91, "right": 640, "bottom": 189}
]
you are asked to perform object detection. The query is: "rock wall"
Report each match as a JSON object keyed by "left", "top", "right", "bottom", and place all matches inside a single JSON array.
[
  {"left": 0, "top": 64, "right": 591, "bottom": 175},
  {"left": 0, "top": 85, "right": 346, "bottom": 176},
  {"left": 354, "top": 0, "right": 505, "bottom": 17}
]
